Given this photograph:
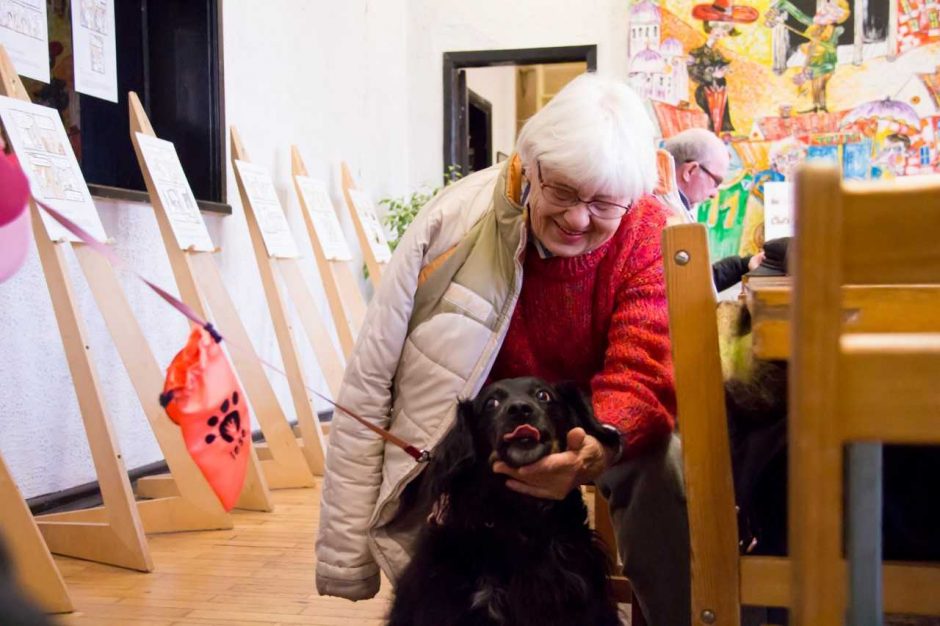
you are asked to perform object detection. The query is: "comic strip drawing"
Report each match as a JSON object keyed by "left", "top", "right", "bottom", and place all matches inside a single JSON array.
[
  {"left": 233, "top": 160, "right": 300, "bottom": 259},
  {"left": 347, "top": 189, "right": 392, "bottom": 263},
  {"left": 135, "top": 133, "right": 215, "bottom": 252},
  {"left": 0, "top": 96, "right": 106, "bottom": 241},
  {"left": 295, "top": 176, "right": 353, "bottom": 262},
  {"left": 0, "top": 0, "right": 49, "bottom": 81}
]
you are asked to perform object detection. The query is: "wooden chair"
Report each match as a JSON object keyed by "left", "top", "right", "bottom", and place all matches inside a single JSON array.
[
  {"left": 663, "top": 222, "right": 757, "bottom": 626},
  {"left": 593, "top": 492, "right": 646, "bottom": 625},
  {"left": 661, "top": 173, "right": 940, "bottom": 626},
  {"left": 789, "top": 164, "right": 940, "bottom": 625}
]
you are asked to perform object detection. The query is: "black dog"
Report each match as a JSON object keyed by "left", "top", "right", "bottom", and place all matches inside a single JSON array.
[{"left": 387, "top": 377, "right": 623, "bottom": 626}]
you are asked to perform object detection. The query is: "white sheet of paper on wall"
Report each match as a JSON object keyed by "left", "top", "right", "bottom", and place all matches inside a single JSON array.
[
  {"left": 135, "top": 133, "right": 215, "bottom": 252},
  {"left": 70, "top": 0, "right": 118, "bottom": 102},
  {"left": 233, "top": 160, "right": 300, "bottom": 259},
  {"left": 0, "top": 0, "right": 50, "bottom": 83},
  {"left": 763, "top": 182, "right": 794, "bottom": 241},
  {"left": 347, "top": 189, "right": 392, "bottom": 263},
  {"left": 0, "top": 95, "right": 106, "bottom": 242},
  {"left": 294, "top": 176, "right": 353, "bottom": 262}
]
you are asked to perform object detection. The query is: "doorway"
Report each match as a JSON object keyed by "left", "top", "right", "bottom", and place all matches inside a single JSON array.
[{"left": 443, "top": 45, "right": 598, "bottom": 179}]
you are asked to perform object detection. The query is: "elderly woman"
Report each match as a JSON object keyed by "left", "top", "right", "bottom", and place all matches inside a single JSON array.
[{"left": 316, "top": 74, "right": 688, "bottom": 626}]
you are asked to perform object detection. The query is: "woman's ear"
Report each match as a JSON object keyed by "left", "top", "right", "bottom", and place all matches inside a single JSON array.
[
  {"left": 554, "top": 382, "right": 622, "bottom": 449},
  {"left": 425, "top": 400, "right": 477, "bottom": 500}
]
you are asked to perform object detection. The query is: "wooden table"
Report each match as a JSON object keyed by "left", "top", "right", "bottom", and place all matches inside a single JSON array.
[
  {"left": 744, "top": 276, "right": 940, "bottom": 360},
  {"left": 742, "top": 275, "right": 940, "bottom": 622}
]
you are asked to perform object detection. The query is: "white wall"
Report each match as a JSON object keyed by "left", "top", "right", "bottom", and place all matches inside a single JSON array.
[
  {"left": 465, "top": 66, "right": 517, "bottom": 165},
  {"left": 406, "top": 0, "right": 630, "bottom": 186},
  {"left": 0, "top": 0, "right": 633, "bottom": 498},
  {"left": 0, "top": 0, "right": 409, "bottom": 498}
]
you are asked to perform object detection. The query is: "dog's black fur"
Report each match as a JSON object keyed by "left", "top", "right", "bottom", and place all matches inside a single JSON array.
[{"left": 387, "top": 377, "right": 623, "bottom": 626}]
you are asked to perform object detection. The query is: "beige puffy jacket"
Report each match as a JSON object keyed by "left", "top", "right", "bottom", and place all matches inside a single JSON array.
[{"left": 315, "top": 159, "right": 528, "bottom": 600}]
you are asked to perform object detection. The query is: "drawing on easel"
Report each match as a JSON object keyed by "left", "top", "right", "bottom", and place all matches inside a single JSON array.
[
  {"left": 0, "top": 95, "right": 106, "bottom": 242},
  {"left": 0, "top": 0, "right": 49, "bottom": 82},
  {"left": 294, "top": 176, "right": 353, "bottom": 262},
  {"left": 234, "top": 160, "right": 300, "bottom": 259},
  {"left": 135, "top": 132, "right": 214, "bottom": 252},
  {"left": 347, "top": 189, "right": 392, "bottom": 263},
  {"left": 70, "top": 0, "right": 116, "bottom": 102}
]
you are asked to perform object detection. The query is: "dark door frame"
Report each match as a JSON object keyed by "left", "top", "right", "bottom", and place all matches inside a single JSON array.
[
  {"left": 467, "top": 88, "right": 493, "bottom": 171},
  {"left": 442, "top": 45, "right": 598, "bottom": 181}
]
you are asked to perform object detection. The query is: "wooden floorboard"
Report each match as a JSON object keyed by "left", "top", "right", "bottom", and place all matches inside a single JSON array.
[{"left": 49, "top": 480, "right": 631, "bottom": 625}]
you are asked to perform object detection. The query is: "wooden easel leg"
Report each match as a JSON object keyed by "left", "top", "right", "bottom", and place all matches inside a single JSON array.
[
  {"left": 190, "top": 253, "right": 316, "bottom": 487},
  {"left": 72, "top": 246, "right": 232, "bottom": 532},
  {"left": 235, "top": 447, "right": 274, "bottom": 511},
  {"left": 29, "top": 205, "right": 152, "bottom": 572},
  {"left": 332, "top": 262, "right": 367, "bottom": 332},
  {"left": 0, "top": 453, "right": 73, "bottom": 613}
]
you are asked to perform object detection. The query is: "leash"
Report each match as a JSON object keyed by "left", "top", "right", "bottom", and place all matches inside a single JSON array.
[{"left": 33, "top": 197, "right": 431, "bottom": 464}]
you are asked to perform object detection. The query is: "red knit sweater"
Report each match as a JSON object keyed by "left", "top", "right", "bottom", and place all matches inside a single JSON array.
[{"left": 488, "top": 196, "right": 677, "bottom": 459}]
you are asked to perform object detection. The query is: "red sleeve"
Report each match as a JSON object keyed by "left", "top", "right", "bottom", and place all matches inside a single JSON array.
[{"left": 591, "top": 197, "right": 677, "bottom": 460}]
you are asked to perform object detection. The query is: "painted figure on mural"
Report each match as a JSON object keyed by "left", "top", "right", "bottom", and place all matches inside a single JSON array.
[
  {"left": 765, "top": 0, "right": 851, "bottom": 113},
  {"left": 688, "top": 0, "right": 759, "bottom": 134}
]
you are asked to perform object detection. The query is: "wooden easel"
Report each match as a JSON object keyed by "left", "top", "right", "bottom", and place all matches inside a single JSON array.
[
  {"left": 290, "top": 147, "right": 366, "bottom": 359},
  {"left": 340, "top": 161, "right": 389, "bottom": 291},
  {"left": 229, "top": 127, "right": 341, "bottom": 475},
  {"left": 0, "top": 46, "right": 153, "bottom": 572},
  {"left": 127, "top": 94, "right": 309, "bottom": 502},
  {"left": 0, "top": 453, "right": 72, "bottom": 613}
]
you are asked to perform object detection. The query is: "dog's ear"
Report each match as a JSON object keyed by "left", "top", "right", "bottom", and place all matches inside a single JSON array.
[
  {"left": 425, "top": 399, "right": 478, "bottom": 500},
  {"left": 554, "top": 381, "right": 622, "bottom": 450}
]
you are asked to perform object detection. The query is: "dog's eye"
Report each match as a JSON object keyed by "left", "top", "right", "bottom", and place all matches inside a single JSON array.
[
  {"left": 484, "top": 397, "right": 500, "bottom": 411},
  {"left": 535, "top": 389, "right": 552, "bottom": 403}
]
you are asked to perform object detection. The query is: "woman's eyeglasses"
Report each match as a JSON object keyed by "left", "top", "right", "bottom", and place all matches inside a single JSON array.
[{"left": 536, "top": 162, "right": 631, "bottom": 220}]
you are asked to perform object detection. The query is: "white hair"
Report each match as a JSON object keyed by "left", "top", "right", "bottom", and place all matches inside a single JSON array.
[{"left": 515, "top": 73, "right": 657, "bottom": 202}]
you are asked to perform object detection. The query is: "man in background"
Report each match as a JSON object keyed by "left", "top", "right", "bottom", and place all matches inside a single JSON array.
[{"left": 663, "top": 128, "right": 763, "bottom": 291}]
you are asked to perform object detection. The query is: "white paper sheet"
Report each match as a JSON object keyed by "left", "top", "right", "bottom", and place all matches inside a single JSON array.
[
  {"left": 0, "top": 0, "right": 49, "bottom": 82},
  {"left": 346, "top": 189, "right": 391, "bottom": 263},
  {"left": 294, "top": 176, "right": 353, "bottom": 262},
  {"left": 763, "top": 182, "right": 794, "bottom": 240},
  {"left": 233, "top": 160, "right": 299, "bottom": 259},
  {"left": 135, "top": 133, "right": 214, "bottom": 252},
  {"left": 70, "top": 0, "right": 117, "bottom": 102},
  {"left": 0, "top": 95, "right": 106, "bottom": 241}
]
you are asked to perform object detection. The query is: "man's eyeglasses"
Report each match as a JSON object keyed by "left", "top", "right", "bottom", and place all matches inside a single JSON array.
[
  {"left": 536, "top": 162, "right": 631, "bottom": 220},
  {"left": 687, "top": 160, "right": 724, "bottom": 188}
]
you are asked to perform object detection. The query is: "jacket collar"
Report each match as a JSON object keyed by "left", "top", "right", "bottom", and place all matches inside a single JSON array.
[{"left": 491, "top": 154, "right": 528, "bottom": 258}]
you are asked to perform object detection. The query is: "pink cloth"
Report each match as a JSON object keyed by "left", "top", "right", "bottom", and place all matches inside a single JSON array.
[{"left": 0, "top": 152, "right": 31, "bottom": 282}]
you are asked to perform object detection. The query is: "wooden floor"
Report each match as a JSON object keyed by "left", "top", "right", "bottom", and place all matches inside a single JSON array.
[
  {"left": 53, "top": 485, "right": 393, "bottom": 626},
  {"left": 48, "top": 482, "right": 631, "bottom": 626}
]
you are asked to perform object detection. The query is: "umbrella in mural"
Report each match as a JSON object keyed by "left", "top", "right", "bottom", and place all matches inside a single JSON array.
[
  {"left": 688, "top": 0, "right": 759, "bottom": 133},
  {"left": 841, "top": 97, "right": 921, "bottom": 132}
]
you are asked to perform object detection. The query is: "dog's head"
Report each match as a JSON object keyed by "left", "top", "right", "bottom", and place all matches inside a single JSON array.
[
  {"left": 424, "top": 377, "right": 621, "bottom": 504},
  {"left": 472, "top": 377, "right": 589, "bottom": 468}
]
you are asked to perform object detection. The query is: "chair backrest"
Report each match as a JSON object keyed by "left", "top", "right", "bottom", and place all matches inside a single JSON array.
[
  {"left": 655, "top": 149, "right": 688, "bottom": 223},
  {"left": 662, "top": 223, "right": 742, "bottom": 624},
  {"left": 789, "top": 164, "right": 940, "bottom": 625}
]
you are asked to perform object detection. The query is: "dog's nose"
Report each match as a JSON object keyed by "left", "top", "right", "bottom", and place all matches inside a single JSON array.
[{"left": 506, "top": 402, "right": 534, "bottom": 418}]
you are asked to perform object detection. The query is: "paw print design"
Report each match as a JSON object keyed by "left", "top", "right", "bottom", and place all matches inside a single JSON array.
[{"left": 204, "top": 391, "right": 248, "bottom": 458}]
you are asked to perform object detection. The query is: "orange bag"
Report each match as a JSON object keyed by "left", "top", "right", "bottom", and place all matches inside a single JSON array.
[{"left": 160, "top": 327, "right": 250, "bottom": 510}]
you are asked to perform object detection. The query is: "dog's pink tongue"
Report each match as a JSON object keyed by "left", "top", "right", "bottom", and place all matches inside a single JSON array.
[{"left": 502, "top": 424, "right": 541, "bottom": 442}]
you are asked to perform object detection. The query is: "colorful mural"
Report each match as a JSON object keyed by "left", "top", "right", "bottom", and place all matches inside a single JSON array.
[{"left": 628, "top": 0, "right": 940, "bottom": 259}]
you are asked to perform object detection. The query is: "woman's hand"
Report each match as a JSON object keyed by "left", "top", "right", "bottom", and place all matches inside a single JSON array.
[{"left": 492, "top": 428, "right": 616, "bottom": 500}]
